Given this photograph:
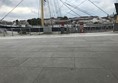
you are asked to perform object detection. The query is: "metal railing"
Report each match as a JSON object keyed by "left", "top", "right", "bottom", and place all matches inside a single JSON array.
[{"left": 0, "top": 24, "right": 114, "bottom": 37}]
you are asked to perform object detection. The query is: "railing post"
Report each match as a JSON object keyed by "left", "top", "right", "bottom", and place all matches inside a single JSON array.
[
  {"left": 11, "top": 28, "right": 14, "bottom": 36},
  {"left": 29, "top": 27, "right": 31, "bottom": 35},
  {"left": 3, "top": 29, "right": 5, "bottom": 37},
  {"left": 20, "top": 28, "right": 22, "bottom": 35}
]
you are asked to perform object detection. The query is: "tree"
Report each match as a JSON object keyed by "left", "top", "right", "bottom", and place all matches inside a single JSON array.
[
  {"left": 16, "top": 19, "right": 19, "bottom": 25},
  {"left": 59, "top": 16, "right": 68, "bottom": 20},
  {"left": 27, "top": 18, "right": 41, "bottom": 25},
  {"left": 63, "top": 16, "right": 68, "bottom": 20}
]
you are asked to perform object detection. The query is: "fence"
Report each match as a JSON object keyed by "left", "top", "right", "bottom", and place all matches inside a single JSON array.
[{"left": 0, "top": 23, "right": 114, "bottom": 37}]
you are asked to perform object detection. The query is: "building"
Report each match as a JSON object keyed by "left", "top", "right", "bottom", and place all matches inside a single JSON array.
[
  {"left": 44, "top": 18, "right": 56, "bottom": 25},
  {"left": 13, "top": 20, "right": 30, "bottom": 27},
  {"left": 0, "top": 20, "right": 13, "bottom": 26},
  {"left": 75, "top": 16, "right": 99, "bottom": 24}
]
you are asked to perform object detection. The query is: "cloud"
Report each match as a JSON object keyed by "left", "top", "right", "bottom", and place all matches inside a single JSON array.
[
  {"left": 66, "top": 0, "right": 116, "bottom": 16},
  {"left": 0, "top": 0, "right": 12, "bottom": 6},
  {"left": 0, "top": 0, "right": 117, "bottom": 21}
]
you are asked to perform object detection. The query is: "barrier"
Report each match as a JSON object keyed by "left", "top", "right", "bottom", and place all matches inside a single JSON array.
[{"left": 0, "top": 24, "right": 114, "bottom": 37}]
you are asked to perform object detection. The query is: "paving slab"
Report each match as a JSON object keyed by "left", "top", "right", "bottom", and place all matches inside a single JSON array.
[
  {"left": 0, "top": 67, "right": 42, "bottom": 83},
  {"left": 33, "top": 68, "right": 78, "bottom": 83},
  {"left": 0, "top": 33, "right": 118, "bottom": 83},
  {"left": 20, "top": 57, "right": 52, "bottom": 67},
  {"left": 51, "top": 52, "right": 74, "bottom": 58},
  {"left": 75, "top": 69, "right": 118, "bottom": 83},
  {"left": 110, "top": 68, "right": 118, "bottom": 80},
  {"left": 21, "top": 57, "right": 75, "bottom": 68},
  {"left": 0, "top": 57, "right": 28, "bottom": 67},
  {"left": 75, "top": 57, "right": 103, "bottom": 68},
  {"left": 49, "top": 57, "right": 74, "bottom": 68},
  {"left": 25, "top": 52, "right": 53, "bottom": 57},
  {"left": 34, "top": 68, "right": 118, "bottom": 83},
  {"left": 74, "top": 52, "right": 100, "bottom": 57},
  {"left": 89, "top": 47, "right": 118, "bottom": 52},
  {"left": 97, "top": 57, "right": 118, "bottom": 69}
]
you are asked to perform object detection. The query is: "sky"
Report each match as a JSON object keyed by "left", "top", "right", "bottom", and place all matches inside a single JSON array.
[{"left": 0, "top": 0, "right": 117, "bottom": 21}]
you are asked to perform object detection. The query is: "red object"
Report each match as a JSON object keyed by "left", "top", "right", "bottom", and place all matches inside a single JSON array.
[
  {"left": 61, "top": 22, "right": 64, "bottom": 27},
  {"left": 79, "top": 22, "right": 84, "bottom": 33},
  {"left": 79, "top": 22, "right": 84, "bottom": 25}
]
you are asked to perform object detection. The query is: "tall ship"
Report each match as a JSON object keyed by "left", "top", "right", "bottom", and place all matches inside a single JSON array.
[{"left": 0, "top": 0, "right": 115, "bottom": 33}]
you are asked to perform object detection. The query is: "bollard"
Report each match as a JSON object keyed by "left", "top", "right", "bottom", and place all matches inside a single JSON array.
[
  {"left": 3, "top": 29, "right": 5, "bottom": 37},
  {"left": 11, "top": 28, "right": 14, "bottom": 36},
  {"left": 20, "top": 28, "right": 22, "bottom": 35},
  {"left": 79, "top": 22, "right": 84, "bottom": 33},
  {"left": 39, "top": 28, "right": 40, "bottom": 35},
  {"left": 66, "top": 24, "right": 69, "bottom": 34},
  {"left": 29, "top": 28, "right": 31, "bottom": 35},
  {"left": 58, "top": 25, "right": 60, "bottom": 34}
]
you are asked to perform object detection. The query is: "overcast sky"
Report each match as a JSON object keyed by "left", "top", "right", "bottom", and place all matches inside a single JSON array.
[{"left": 0, "top": 0, "right": 117, "bottom": 21}]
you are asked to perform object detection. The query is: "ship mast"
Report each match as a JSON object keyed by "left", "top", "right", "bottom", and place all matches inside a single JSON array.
[{"left": 40, "top": 0, "right": 44, "bottom": 27}]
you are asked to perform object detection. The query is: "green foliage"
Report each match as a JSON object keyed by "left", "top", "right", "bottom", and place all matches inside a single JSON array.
[
  {"left": 16, "top": 19, "right": 19, "bottom": 25},
  {"left": 94, "top": 22, "right": 99, "bottom": 24},
  {"left": 27, "top": 18, "right": 41, "bottom": 25},
  {"left": 63, "top": 16, "right": 68, "bottom": 20},
  {"left": 57, "top": 16, "right": 68, "bottom": 20}
]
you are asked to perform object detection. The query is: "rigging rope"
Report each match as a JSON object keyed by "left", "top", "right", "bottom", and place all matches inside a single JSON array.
[
  {"left": 60, "top": 0, "right": 81, "bottom": 16},
  {"left": 88, "top": 0, "right": 109, "bottom": 15},
  {"left": 54, "top": 0, "right": 59, "bottom": 17},
  {"left": 65, "top": 2, "right": 92, "bottom": 16},
  {"left": 47, "top": 0, "right": 53, "bottom": 27},
  {"left": 65, "top": 0, "right": 88, "bottom": 16},
  {"left": 68, "top": 12, "right": 78, "bottom": 17},
  {"left": 47, "top": 0, "right": 52, "bottom": 18},
  {"left": 51, "top": 0, "right": 57, "bottom": 17},
  {"left": 56, "top": 0, "right": 73, "bottom": 16},
  {"left": 56, "top": 0, "right": 62, "bottom": 16},
  {"left": 1, "top": 0, "right": 24, "bottom": 21}
]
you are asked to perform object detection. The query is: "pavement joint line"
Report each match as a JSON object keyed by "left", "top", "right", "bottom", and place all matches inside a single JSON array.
[
  {"left": 35, "top": 67, "right": 76, "bottom": 69},
  {"left": 7, "top": 57, "right": 21, "bottom": 61},
  {"left": 19, "top": 66, "right": 76, "bottom": 68},
  {"left": 18, "top": 65, "right": 108, "bottom": 69},
  {"left": 18, "top": 57, "right": 31, "bottom": 67},
  {"left": 0, "top": 66, "right": 20, "bottom": 67},
  {"left": 73, "top": 51, "right": 76, "bottom": 68},
  {"left": 32, "top": 67, "right": 44, "bottom": 83},
  {"left": 74, "top": 57, "right": 76, "bottom": 68},
  {"left": 102, "top": 66, "right": 118, "bottom": 81},
  {"left": 0, "top": 51, "right": 118, "bottom": 52},
  {"left": 0, "top": 66, "right": 106, "bottom": 69},
  {"left": 51, "top": 57, "right": 74, "bottom": 58},
  {"left": 107, "top": 69, "right": 118, "bottom": 81}
]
